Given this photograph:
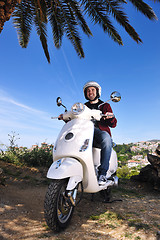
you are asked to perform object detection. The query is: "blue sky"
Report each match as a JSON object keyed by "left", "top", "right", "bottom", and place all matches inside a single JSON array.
[{"left": 0, "top": 1, "right": 160, "bottom": 148}]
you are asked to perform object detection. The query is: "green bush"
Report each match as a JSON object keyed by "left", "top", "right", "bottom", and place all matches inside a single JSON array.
[
  {"left": 21, "top": 147, "right": 53, "bottom": 167},
  {"left": 0, "top": 150, "right": 22, "bottom": 166},
  {"left": 117, "top": 166, "right": 140, "bottom": 179},
  {"left": 0, "top": 147, "right": 53, "bottom": 167}
]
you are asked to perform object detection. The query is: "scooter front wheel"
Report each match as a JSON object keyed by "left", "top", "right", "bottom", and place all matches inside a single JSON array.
[{"left": 44, "top": 179, "right": 74, "bottom": 232}]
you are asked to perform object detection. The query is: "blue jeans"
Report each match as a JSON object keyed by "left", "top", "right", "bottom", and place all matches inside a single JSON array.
[{"left": 93, "top": 127, "right": 112, "bottom": 176}]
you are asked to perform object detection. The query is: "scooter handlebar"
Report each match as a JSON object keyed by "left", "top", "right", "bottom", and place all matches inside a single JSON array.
[
  {"left": 51, "top": 117, "right": 59, "bottom": 119},
  {"left": 51, "top": 106, "right": 114, "bottom": 121},
  {"left": 101, "top": 113, "right": 115, "bottom": 118}
]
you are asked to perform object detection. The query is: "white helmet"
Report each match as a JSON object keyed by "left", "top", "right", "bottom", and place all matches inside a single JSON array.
[{"left": 83, "top": 81, "right": 101, "bottom": 100}]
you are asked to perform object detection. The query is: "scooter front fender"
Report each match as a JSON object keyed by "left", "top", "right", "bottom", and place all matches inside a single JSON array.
[{"left": 47, "top": 158, "right": 83, "bottom": 190}]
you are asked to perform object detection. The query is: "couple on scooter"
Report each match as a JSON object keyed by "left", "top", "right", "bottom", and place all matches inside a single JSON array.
[{"left": 59, "top": 81, "right": 117, "bottom": 185}]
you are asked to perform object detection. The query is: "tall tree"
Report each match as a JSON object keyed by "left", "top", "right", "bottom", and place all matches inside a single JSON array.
[{"left": 0, "top": 0, "right": 160, "bottom": 62}]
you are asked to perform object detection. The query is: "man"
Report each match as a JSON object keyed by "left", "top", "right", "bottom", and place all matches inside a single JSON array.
[{"left": 83, "top": 81, "right": 117, "bottom": 185}]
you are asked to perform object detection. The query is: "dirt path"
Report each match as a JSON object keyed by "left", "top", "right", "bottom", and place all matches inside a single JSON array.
[{"left": 0, "top": 161, "right": 160, "bottom": 240}]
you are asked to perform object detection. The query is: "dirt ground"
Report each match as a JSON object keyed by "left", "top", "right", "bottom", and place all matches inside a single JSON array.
[{"left": 0, "top": 160, "right": 160, "bottom": 240}]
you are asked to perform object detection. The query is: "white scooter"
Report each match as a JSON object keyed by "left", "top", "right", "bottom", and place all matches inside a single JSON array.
[{"left": 44, "top": 91, "right": 121, "bottom": 232}]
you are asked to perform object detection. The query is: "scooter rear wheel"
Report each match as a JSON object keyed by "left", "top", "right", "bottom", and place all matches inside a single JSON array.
[{"left": 44, "top": 179, "right": 74, "bottom": 232}]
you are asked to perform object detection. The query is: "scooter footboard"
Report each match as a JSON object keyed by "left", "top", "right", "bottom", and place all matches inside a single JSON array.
[{"left": 47, "top": 158, "right": 83, "bottom": 190}]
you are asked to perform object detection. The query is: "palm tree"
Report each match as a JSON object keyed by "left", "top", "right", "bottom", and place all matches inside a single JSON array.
[
  {"left": 1, "top": 0, "right": 160, "bottom": 63},
  {"left": 0, "top": 0, "right": 21, "bottom": 33}
]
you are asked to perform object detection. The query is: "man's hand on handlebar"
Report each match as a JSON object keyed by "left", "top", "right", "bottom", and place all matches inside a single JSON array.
[{"left": 102, "top": 112, "right": 114, "bottom": 120}]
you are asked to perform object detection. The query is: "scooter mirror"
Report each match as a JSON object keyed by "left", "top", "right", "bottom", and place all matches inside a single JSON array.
[
  {"left": 110, "top": 91, "right": 121, "bottom": 102},
  {"left": 56, "top": 97, "right": 62, "bottom": 107},
  {"left": 56, "top": 97, "right": 68, "bottom": 112}
]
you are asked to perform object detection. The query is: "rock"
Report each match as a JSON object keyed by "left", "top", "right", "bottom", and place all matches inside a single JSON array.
[
  {"left": 131, "top": 147, "right": 160, "bottom": 191},
  {"left": 156, "top": 145, "right": 160, "bottom": 157},
  {"left": 147, "top": 154, "right": 160, "bottom": 178},
  {"left": 147, "top": 153, "right": 160, "bottom": 166}
]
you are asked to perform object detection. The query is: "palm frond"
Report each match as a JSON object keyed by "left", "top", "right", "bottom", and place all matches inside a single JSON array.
[
  {"left": 56, "top": 0, "right": 85, "bottom": 58},
  {"left": 33, "top": 0, "right": 50, "bottom": 63},
  {"left": 69, "top": 0, "right": 92, "bottom": 37},
  {"left": 46, "top": 0, "right": 64, "bottom": 48},
  {"left": 10, "top": 0, "right": 160, "bottom": 63},
  {"left": 104, "top": 0, "right": 142, "bottom": 43},
  {"left": 81, "top": 0, "right": 123, "bottom": 45},
  {"left": 12, "top": 0, "right": 33, "bottom": 48},
  {"left": 128, "top": 0, "right": 157, "bottom": 20},
  {"left": 37, "top": 0, "right": 48, "bottom": 22}
]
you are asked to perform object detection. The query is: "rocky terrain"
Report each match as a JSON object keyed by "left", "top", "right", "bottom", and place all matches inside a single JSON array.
[{"left": 0, "top": 160, "right": 160, "bottom": 240}]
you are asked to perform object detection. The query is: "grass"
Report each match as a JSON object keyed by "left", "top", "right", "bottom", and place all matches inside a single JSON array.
[
  {"left": 90, "top": 210, "right": 124, "bottom": 223},
  {"left": 112, "top": 185, "right": 144, "bottom": 198},
  {"left": 42, "top": 223, "right": 50, "bottom": 231},
  {"left": 89, "top": 209, "right": 149, "bottom": 240},
  {"left": 134, "top": 237, "right": 141, "bottom": 240},
  {"left": 90, "top": 215, "right": 100, "bottom": 220},
  {"left": 107, "top": 223, "right": 117, "bottom": 229},
  {"left": 89, "top": 208, "right": 152, "bottom": 238},
  {"left": 125, "top": 232, "right": 133, "bottom": 238},
  {"left": 128, "top": 219, "right": 150, "bottom": 230}
]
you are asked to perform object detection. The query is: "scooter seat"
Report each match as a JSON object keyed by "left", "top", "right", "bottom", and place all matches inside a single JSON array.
[{"left": 93, "top": 139, "right": 115, "bottom": 149}]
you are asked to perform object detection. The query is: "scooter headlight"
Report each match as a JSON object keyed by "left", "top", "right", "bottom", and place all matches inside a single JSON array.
[{"left": 71, "top": 102, "right": 84, "bottom": 115}]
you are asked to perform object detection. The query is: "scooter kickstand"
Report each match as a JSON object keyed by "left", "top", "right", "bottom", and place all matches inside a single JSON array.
[{"left": 91, "top": 193, "right": 95, "bottom": 202}]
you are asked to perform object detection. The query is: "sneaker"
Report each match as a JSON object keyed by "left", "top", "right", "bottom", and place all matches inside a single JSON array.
[{"left": 98, "top": 175, "right": 108, "bottom": 185}]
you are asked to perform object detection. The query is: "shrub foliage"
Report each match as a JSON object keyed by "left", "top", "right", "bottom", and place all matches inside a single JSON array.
[{"left": 0, "top": 146, "right": 53, "bottom": 168}]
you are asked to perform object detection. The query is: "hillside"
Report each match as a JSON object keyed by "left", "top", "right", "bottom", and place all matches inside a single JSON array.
[{"left": 0, "top": 160, "right": 160, "bottom": 240}]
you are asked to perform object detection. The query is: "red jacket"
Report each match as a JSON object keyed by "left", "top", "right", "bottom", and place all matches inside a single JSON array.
[
  {"left": 98, "top": 102, "right": 117, "bottom": 136},
  {"left": 85, "top": 100, "right": 117, "bottom": 136}
]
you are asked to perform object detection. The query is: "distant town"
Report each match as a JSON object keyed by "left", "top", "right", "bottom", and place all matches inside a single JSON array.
[{"left": 126, "top": 140, "right": 160, "bottom": 168}]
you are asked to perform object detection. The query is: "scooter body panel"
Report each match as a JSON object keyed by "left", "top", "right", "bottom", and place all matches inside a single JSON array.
[
  {"left": 47, "top": 157, "right": 83, "bottom": 179},
  {"left": 53, "top": 118, "right": 93, "bottom": 161},
  {"left": 49, "top": 118, "right": 118, "bottom": 193}
]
